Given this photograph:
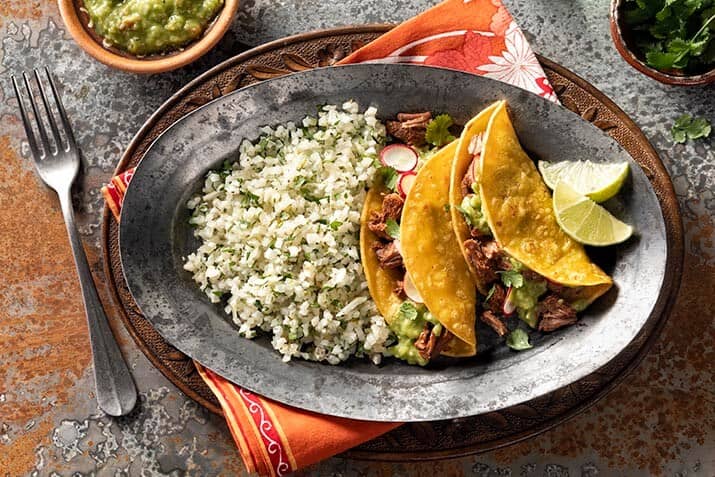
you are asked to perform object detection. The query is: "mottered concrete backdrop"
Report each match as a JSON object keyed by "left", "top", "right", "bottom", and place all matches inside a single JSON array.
[{"left": 0, "top": 1, "right": 713, "bottom": 475}]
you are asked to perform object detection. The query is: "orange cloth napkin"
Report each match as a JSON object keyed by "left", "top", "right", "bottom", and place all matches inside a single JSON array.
[{"left": 103, "top": 1, "right": 557, "bottom": 475}]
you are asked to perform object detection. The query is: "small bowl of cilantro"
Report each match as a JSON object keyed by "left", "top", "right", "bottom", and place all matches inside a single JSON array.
[{"left": 610, "top": 0, "right": 715, "bottom": 85}]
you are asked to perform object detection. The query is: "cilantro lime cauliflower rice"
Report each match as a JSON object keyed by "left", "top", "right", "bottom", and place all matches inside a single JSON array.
[{"left": 183, "top": 102, "right": 392, "bottom": 364}]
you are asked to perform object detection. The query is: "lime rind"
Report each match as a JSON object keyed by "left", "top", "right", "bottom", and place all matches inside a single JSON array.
[
  {"left": 538, "top": 160, "right": 629, "bottom": 203},
  {"left": 553, "top": 181, "right": 634, "bottom": 246}
]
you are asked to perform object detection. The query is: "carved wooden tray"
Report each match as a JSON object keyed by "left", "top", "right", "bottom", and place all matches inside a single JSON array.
[{"left": 101, "top": 25, "right": 683, "bottom": 460}]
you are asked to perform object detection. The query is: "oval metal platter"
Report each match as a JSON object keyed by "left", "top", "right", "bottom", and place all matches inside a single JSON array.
[{"left": 119, "top": 63, "right": 668, "bottom": 422}]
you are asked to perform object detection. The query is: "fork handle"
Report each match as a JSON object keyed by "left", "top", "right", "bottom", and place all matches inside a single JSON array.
[{"left": 59, "top": 189, "right": 137, "bottom": 416}]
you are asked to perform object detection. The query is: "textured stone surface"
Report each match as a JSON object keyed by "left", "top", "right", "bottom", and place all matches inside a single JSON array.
[{"left": 0, "top": 0, "right": 712, "bottom": 476}]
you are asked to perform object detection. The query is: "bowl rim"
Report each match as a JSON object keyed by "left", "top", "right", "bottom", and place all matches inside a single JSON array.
[
  {"left": 609, "top": 0, "right": 715, "bottom": 86},
  {"left": 57, "top": 0, "right": 240, "bottom": 74}
]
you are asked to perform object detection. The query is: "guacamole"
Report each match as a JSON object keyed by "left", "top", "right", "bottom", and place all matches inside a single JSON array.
[
  {"left": 387, "top": 302, "right": 439, "bottom": 366},
  {"left": 458, "top": 186, "right": 490, "bottom": 235},
  {"left": 512, "top": 278, "right": 547, "bottom": 328},
  {"left": 83, "top": 0, "right": 224, "bottom": 55}
]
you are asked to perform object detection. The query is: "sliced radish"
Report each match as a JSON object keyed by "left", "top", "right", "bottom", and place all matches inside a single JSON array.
[
  {"left": 397, "top": 172, "right": 417, "bottom": 197},
  {"left": 467, "top": 133, "right": 484, "bottom": 155},
  {"left": 468, "top": 135, "right": 484, "bottom": 181},
  {"left": 403, "top": 272, "right": 423, "bottom": 303},
  {"left": 472, "top": 151, "right": 482, "bottom": 178},
  {"left": 380, "top": 144, "right": 418, "bottom": 172},
  {"left": 502, "top": 287, "right": 516, "bottom": 316}
]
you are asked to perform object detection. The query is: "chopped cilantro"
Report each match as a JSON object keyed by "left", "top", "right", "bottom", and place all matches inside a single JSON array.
[
  {"left": 385, "top": 218, "right": 400, "bottom": 240},
  {"left": 484, "top": 284, "right": 497, "bottom": 303},
  {"left": 425, "top": 114, "right": 456, "bottom": 147},
  {"left": 443, "top": 204, "right": 451, "bottom": 213},
  {"left": 506, "top": 328, "right": 533, "bottom": 351},
  {"left": 379, "top": 166, "right": 399, "bottom": 191},
  {"left": 397, "top": 301, "right": 419, "bottom": 321},
  {"left": 219, "top": 159, "right": 233, "bottom": 178},
  {"left": 622, "top": 0, "right": 715, "bottom": 72},
  {"left": 329, "top": 220, "right": 342, "bottom": 231},
  {"left": 499, "top": 270, "right": 524, "bottom": 289},
  {"left": 241, "top": 190, "right": 261, "bottom": 207},
  {"left": 300, "top": 187, "right": 323, "bottom": 202},
  {"left": 671, "top": 114, "right": 712, "bottom": 143}
]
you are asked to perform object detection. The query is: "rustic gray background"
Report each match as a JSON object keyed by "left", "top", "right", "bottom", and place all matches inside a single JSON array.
[{"left": 0, "top": 0, "right": 713, "bottom": 476}]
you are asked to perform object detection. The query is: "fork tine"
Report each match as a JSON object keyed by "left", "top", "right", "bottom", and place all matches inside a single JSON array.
[
  {"left": 44, "top": 68, "right": 77, "bottom": 151},
  {"left": 22, "top": 72, "right": 53, "bottom": 157},
  {"left": 11, "top": 75, "right": 42, "bottom": 160},
  {"left": 34, "top": 69, "right": 65, "bottom": 152}
]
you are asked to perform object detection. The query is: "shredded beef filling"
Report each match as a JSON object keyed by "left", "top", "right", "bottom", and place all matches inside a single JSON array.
[
  {"left": 414, "top": 324, "right": 453, "bottom": 360},
  {"left": 381, "top": 193, "right": 404, "bottom": 220},
  {"left": 367, "top": 193, "right": 404, "bottom": 241},
  {"left": 461, "top": 156, "right": 479, "bottom": 196},
  {"left": 484, "top": 283, "right": 506, "bottom": 312},
  {"left": 369, "top": 193, "right": 405, "bottom": 268},
  {"left": 480, "top": 309, "right": 508, "bottom": 336},
  {"left": 463, "top": 237, "right": 504, "bottom": 285},
  {"left": 386, "top": 112, "right": 431, "bottom": 147},
  {"left": 393, "top": 279, "right": 406, "bottom": 299},
  {"left": 372, "top": 241, "right": 403, "bottom": 269},
  {"left": 470, "top": 227, "right": 488, "bottom": 239},
  {"left": 367, "top": 211, "right": 390, "bottom": 240},
  {"left": 538, "top": 294, "right": 577, "bottom": 332}
]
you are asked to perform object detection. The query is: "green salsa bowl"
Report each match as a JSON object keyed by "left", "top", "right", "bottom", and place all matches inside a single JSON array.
[{"left": 59, "top": 0, "right": 240, "bottom": 74}]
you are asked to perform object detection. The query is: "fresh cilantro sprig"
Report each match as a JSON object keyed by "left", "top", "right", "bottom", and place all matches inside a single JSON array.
[
  {"left": 484, "top": 284, "right": 497, "bottom": 303},
  {"left": 498, "top": 270, "right": 524, "bottom": 289},
  {"left": 397, "top": 301, "right": 418, "bottom": 321},
  {"left": 671, "top": 114, "right": 712, "bottom": 143},
  {"left": 385, "top": 219, "right": 401, "bottom": 240},
  {"left": 623, "top": 0, "right": 715, "bottom": 72},
  {"left": 379, "top": 166, "right": 399, "bottom": 191},
  {"left": 425, "top": 114, "right": 456, "bottom": 147}
]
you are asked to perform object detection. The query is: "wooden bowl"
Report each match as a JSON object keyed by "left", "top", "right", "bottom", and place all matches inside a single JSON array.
[
  {"left": 58, "top": 0, "right": 240, "bottom": 74},
  {"left": 609, "top": 0, "right": 715, "bottom": 86}
]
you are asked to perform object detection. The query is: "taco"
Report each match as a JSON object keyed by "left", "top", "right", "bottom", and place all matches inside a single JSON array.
[
  {"left": 450, "top": 101, "right": 612, "bottom": 333},
  {"left": 361, "top": 141, "right": 476, "bottom": 365}
]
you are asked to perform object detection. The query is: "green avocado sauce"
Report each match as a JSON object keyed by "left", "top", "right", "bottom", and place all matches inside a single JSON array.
[
  {"left": 387, "top": 302, "right": 440, "bottom": 366},
  {"left": 501, "top": 258, "right": 548, "bottom": 328},
  {"left": 512, "top": 279, "right": 548, "bottom": 328},
  {"left": 83, "top": 0, "right": 224, "bottom": 55},
  {"left": 457, "top": 183, "right": 490, "bottom": 235}
]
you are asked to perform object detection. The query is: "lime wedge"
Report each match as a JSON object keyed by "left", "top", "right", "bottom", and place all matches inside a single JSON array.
[
  {"left": 538, "top": 160, "right": 629, "bottom": 203},
  {"left": 553, "top": 181, "right": 634, "bottom": 246}
]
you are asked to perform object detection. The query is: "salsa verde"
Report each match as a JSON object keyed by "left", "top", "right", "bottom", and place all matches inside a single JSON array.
[{"left": 83, "top": 0, "right": 224, "bottom": 55}]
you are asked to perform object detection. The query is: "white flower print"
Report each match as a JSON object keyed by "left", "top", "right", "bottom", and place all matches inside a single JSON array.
[{"left": 477, "top": 21, "right": 545, "bottom": 95}]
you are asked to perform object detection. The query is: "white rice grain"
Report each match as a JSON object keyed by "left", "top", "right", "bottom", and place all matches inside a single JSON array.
[{"left": 184, "top": 102, "right": 390, "bottom": 364}]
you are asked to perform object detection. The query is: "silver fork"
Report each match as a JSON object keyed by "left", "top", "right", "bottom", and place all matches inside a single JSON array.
[{"left": 12, "top": 68, "right": 137, "bottom": 417}]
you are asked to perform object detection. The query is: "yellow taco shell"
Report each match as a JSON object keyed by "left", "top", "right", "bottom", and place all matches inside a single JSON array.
[
  {"left": 478, "top": 102, "right": 612, "bottom": 302},
  {"left": 450, "top": 101, "right": 503, "bottom": 294},
  {"left": 360, "top": 185, "right": 403, "bottom": 323},
  {"left": 401, "top": 141, "right": 477, "bottom": 355}
]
